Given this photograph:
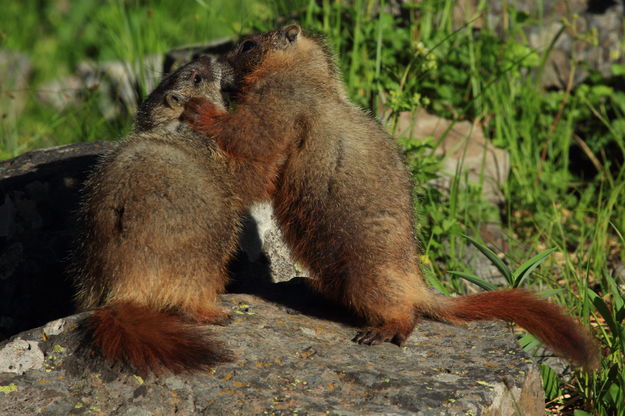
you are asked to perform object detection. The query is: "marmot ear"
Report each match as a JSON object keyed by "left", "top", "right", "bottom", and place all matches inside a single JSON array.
[
  {"left": 284, "top": 24, "right": 301, "bottom": 44},
  {"left": 164, "top": 92, "right": 183, "bottom": 109}
]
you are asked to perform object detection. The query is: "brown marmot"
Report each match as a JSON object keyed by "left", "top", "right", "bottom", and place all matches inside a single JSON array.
[
  {"left": 72, "top": 56, "right": 281, "bottom": 374},
  {"left": 181, "top": 25, "right": 599, "bottom": 369}
]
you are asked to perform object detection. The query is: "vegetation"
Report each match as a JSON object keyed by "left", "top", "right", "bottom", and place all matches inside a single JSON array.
[{"left": 1, "top": 1, "right": 623, "bottom": 414}]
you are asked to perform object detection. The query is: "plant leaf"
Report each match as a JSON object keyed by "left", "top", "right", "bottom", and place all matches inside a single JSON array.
[
  {"left": 464, "top": 235, "right": 513, "bottom": 285},
  {"left": 449, "top": 271, "right": 497, "bottom": 291},
  {"left": 519, "top": 333, "right": 541, "bottom": 352},
  {"left": 540, "top": 364, "right": 561, "bottom": 401},
  {"left": 535, "top": 288, "right": 565, "bottom": 298},
  {"left": 587, "top": 289, "right": 618, "bottom": 337},
  {"left": 511, "top": 247, "right": 556, "bottom": 288}
]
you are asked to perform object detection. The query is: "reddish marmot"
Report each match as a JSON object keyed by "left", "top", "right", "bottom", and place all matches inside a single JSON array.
[{"left": 181, "top": 25, "right": 598, "bottom": 369}]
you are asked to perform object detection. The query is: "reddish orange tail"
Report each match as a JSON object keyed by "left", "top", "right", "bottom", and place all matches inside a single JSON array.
[
  {"left": 84, "top": 302, "right": 232, "bottom": 374},
  {"left": 425, "top": 289, "right": 599, "bottom": 370}
]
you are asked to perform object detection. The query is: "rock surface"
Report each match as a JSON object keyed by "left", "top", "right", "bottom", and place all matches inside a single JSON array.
[
  {"left": 0, "top": 142, "right": 112, "bottom": 340},
  {"left": 239, "top": 202, "right": 299, "bottom": 284},
  {"left": 37, "top": 38, "right": 235, "bottom": 119},
  {"left": 454, "top": 0, "right": 624, "bottom": 88},
  {"left": 0, "top": 49, "right": 33, "bottom": 116},
  {"left": 390, "top": 108, "right": 509, "bottom": 206},
  {"left": 0, "top": 287, "right": 544, "bottom": 415}
]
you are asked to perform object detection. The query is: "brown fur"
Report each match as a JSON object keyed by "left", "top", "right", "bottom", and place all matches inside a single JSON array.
[
  {"left": 429, "top": 290, "right": 598, "bottom": 368},
  {"left": 86, "top": 302, "right": 231, "bottom": 374},
  {"left": 181, "top": 26, "right": 599, "bottom": 370},
  {"left": 72, "top": 56, "right": 279, "bottom": 374}
]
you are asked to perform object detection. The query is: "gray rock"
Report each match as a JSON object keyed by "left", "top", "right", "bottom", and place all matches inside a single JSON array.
[
  {"left": 454, "top": 0, "right": 624, "bottom": 88},
  {"left": 240, "top": 202, "right": 299, "bottom": 283},
  {"left": 0, "top": 291, "right": 544, "bottom": 415},
  {"left": 0, "top": 142, "right": 114, "bottom": 340},
  {"left": 460, "top": 243, "right": 509, "bottom": 289},
  {"left": 38, "top": 55, "right": 164, "bottom": 119},
  {"left": 0, "top": 143, "right": 545, "bottom": 414},
  {"left": 386, "top": 108, "right": 510, "bottom": 205},
  {"left": 42, "top": 318, "right": 67, "bottom": 337},
  {"left": 35, "top": 72, "right": 83, "bottom": 112},
  {"left": 37, "top": 37, "right": 236, "bottom": 119},
  {"left": 0, "top": 339, "right": 44, "bottom": 375},
  {"left": 612, "top": 262, "right": 625, "bottom": 291},
  {"left": 162, "top": 37, "right": 236, "bottom": 74},
  {"left": 0, "top": 50, "right": 32, "bottom": 119}
]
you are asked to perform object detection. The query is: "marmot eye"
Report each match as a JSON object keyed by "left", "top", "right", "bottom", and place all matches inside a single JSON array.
[
  {"left": 239, "top": 40, "right": 257, "bottom": 53},
  {"left": 193, "top": 72, "right": 204, "bottom": 85}
]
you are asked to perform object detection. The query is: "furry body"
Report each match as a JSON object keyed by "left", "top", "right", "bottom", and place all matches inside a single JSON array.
[
  {"left": 73, "top": 57, "right": 277, "bottom": 374},
  {"left": 182, "top": 26, "right": 599, "bottom": 369}
]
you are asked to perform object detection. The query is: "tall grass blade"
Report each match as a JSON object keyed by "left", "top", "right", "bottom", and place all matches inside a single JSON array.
[
  {"left": 448, "top": 271, "right": 498, "bottom": 291},
  {"left": 588, "top": 289, "right": 619, "bottom": 339},
  {"left": 463, "top": 235, "right": 513, "bottom": 285},
  {"left": 540, "top": 364, "right": 562, "bottom": 401},
  {"left": 511, "top": 247, "right": 556, "bottom": 288}
]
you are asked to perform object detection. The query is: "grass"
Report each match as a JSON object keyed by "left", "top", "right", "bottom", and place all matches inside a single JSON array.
[
  {"left": 0, "top": 0, "right": 270, "bottom": 156},
  {"left": 1, "top": 1, "right": 624, "bottom": 414}
]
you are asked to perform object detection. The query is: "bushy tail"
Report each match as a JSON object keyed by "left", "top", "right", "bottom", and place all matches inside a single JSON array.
[
  {"left": 83, "top": 302, "right": 232, "bottom": 374},
  {"left": 423, "top": 289, "right": 599, "bottom": 370}
]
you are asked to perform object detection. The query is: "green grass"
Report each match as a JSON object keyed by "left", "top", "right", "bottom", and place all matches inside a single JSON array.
[
  {"left": 2, "top": 1, "right": 624, "bottom": 414},
  {"left": 0, "top": 0, "right": 271, "bottom": 156}
]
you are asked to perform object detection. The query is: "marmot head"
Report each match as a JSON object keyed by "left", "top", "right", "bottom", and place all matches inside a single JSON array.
[
  {"left": 135, "top": 56, "right": 227, "bottom": 132},
  {"left": 221, "top": 25, "right": 339, "bottom": 95},
  {"left": 225, "top": 25, "right": 301, "bottom": 85}
]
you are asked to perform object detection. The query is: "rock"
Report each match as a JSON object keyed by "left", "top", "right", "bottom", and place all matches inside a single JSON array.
[
  {"left": 239, "top": 202, "right": 299, "bottom": 283},
  {"left": 0, "top": 289, "right": 544, "bottom": 415},
  {"left": 0, "top": 144, "right": 545, "bottom": 414},
  {"left": 460, "top": 244, "right": 509, "bottom": 289},
  {"left": 0, "top": 339, "right": 44, "bottom": 375},
  {"left": 391, "top": 108, "right": 510, "bottom": 205},
  {"left": 35, "top": 73, "right": 84, "bottom": 113},
  {"left": 37, "top": 37, "right": 236, "bottom": 119},
  {"left": 0, "top": 142, "right": 113, "bottom": 340},
  {"left": 163, "top": 37, "right": 236, "bottom": 74},
  {"left": 42, "top": 318, "right": 67, "bottom": 337},
  {"left": 38, "top": 55, "right": 164, "bottom": 118},
  {"left": 0, "top": 142, "right": 297, "bottom": 341},
  {"left": 453, "top": 223, "right": 511, "bottom": 289},
  {"left": 453, "top": 0, "right": 624, "bottom": 88}
]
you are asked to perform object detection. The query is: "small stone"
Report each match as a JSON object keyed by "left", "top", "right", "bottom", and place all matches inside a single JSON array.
[
  {"left": 0, "top": 339, "right": 44, "bottom": 374},
  {"left": 42, "top": 319, "right": 66, "bottom": 337}
]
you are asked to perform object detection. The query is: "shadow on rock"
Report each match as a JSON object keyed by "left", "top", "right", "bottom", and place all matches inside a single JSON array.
[
  {"left": 228, "top": 253, "right": 361, "bottom": 329},
  {"left": 0, "top": 143, "right": 114, "bottom": 340}
]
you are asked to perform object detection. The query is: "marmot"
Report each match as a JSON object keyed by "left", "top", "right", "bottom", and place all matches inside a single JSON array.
[
  {"left": 72, "top": 56, "right": 281, "bottom": 374},
  {"left": 181, "top": 25, "right": 599, "bottom": 369}
]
